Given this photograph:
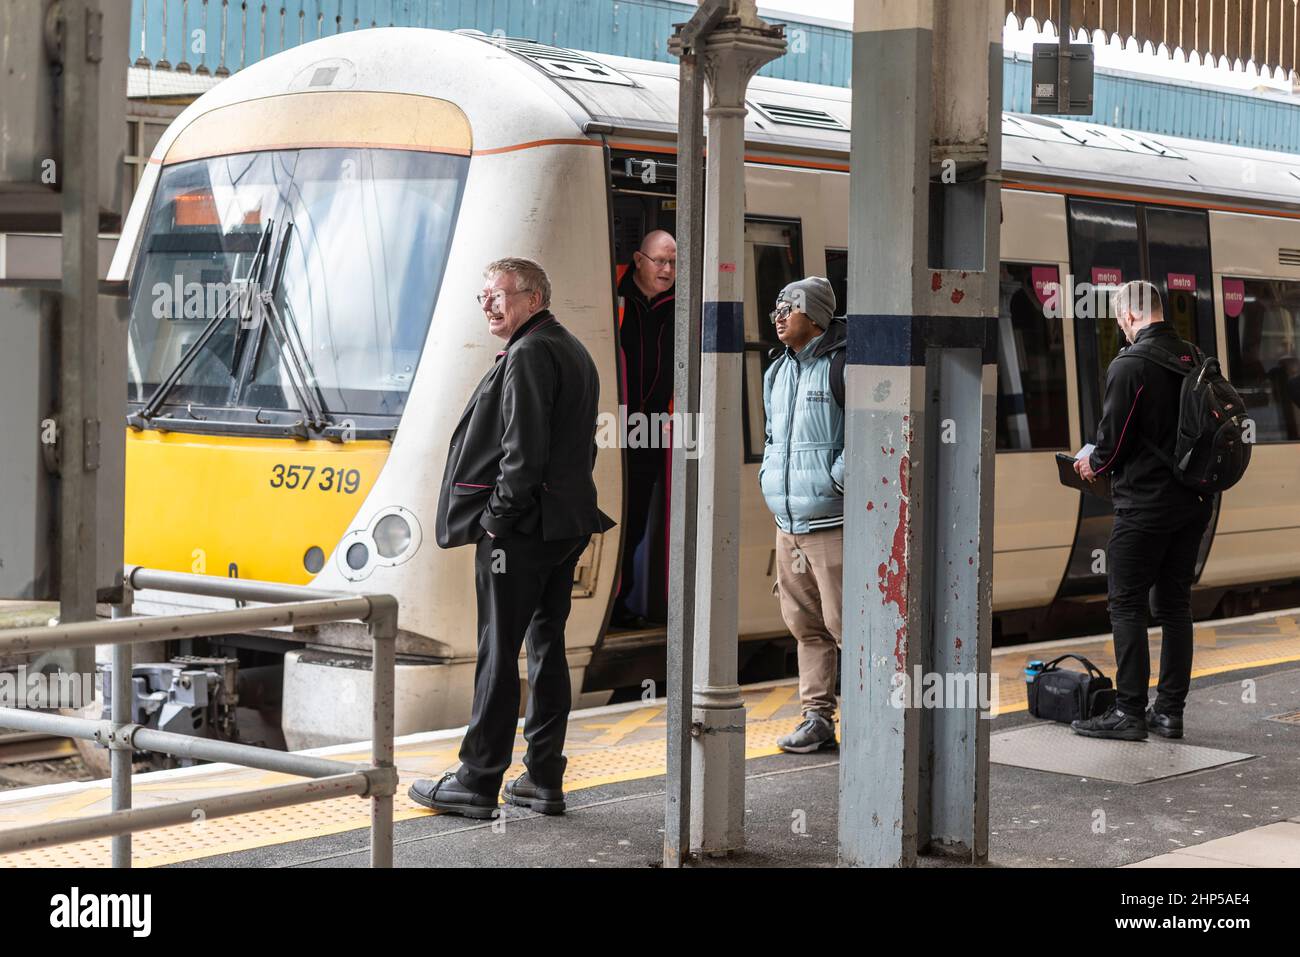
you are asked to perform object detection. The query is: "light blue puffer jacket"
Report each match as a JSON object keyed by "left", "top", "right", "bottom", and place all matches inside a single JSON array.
[{"left": 759, "top": 319, "right": 847, "bottom": 534}]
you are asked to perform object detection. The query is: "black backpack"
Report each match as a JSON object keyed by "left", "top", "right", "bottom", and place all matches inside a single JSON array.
[
  {"left": 830, "top": 349, "right": 846, "bottom": 408},
  {"left": 1126, "top": 339, "right": 1252, "bottom": 493}
]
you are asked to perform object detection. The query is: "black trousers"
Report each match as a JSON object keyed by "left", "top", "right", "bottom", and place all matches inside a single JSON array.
[
  {"left": 1107, "top": 502, "right": 1213, "bottom": 717},
  {"left": 614, "top": 447, "right": 666, "bottom": 615},
  {"left": 456, "top": 530, "right": 590, "bottom": 795}
]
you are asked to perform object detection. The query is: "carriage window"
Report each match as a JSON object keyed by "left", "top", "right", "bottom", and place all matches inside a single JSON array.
[
  {"left": 742, "top": 218, "right": 804, "bottom": 463},
  {"left": 826, "top": 248, "right": 848, "bottom": 317},
  {"left": 1224, "top": 278, "right": 1300, "bottom": 444},
  {"left": 996, "top": 263, "right": 1070, "bottom": 451},
  {"left": 1066, "top": 198, "right": 1141, "bottom": 440}
]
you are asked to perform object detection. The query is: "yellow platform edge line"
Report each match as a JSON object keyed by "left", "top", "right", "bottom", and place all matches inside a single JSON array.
[
  {"left": 5, "top": 649, "right": 1299, "bottom": 868},
  {"left": 993, "top": 651, "right": 1300, "bottom": 717}
]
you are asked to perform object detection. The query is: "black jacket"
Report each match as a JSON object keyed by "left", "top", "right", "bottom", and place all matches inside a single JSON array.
[
  {"left": 618, "top": 267, "right": 675, "bottom": 416},
  {"left": 1088, "top": 323, "right": 1207, "bottom": 511},
  {"left": 436, "top": 310, "right": 616, "bottom": 547}
]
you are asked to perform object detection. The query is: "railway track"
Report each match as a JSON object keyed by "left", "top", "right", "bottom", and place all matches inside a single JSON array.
[{"left": 0, "top": 732, "right": 76, "bottom": 766}]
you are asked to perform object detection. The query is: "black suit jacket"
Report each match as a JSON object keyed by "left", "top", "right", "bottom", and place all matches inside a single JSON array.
[{"left": 436, "top": 310, "right": 616, "bottom": 548}]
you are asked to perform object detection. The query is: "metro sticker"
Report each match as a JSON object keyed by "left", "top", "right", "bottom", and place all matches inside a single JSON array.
[
  {"left": 1091, "top": 267, "right": 1122, "bottom": 287},
  {"left": 1222, "top": 278, "right": 1246, "bottom": 318},
  {"left": 1167, "top": 272, "right": 1197, "bottom": 292},
  {"left": 1031, "top": 265, "right": 1060, "bottom": 308}
]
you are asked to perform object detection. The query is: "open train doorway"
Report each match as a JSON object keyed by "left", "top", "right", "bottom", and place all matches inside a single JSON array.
[{"left": 610, "top": 153, "right": 678, "bottom": 630}]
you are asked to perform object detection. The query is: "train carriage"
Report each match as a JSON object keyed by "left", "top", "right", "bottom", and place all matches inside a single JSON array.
[{"left": 111, "top": 28, "right": 1300, "bottom": 748}]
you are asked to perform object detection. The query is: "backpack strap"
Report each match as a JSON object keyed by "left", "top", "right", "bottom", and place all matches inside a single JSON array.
[
  {"left": 1123, "top": 339, "right": 1202, "bottom": 378},
  {"left": 830, "top": 349, "right": 846, "bottom": 409},
  {"left": 1123, "top": 340, "right": 1204, "bottom": 472}
]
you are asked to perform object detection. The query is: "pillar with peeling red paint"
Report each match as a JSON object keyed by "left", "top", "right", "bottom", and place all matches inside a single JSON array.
[{"left": 839, "top": 0, "right": 999, "bottom": 869}]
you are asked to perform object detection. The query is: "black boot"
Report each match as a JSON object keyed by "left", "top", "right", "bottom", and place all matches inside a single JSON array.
[
  {"left": 1145, "top": 707, "right": 1184, "bottom": 739},
  {"left": 1071, "top": 706, "right": 1147, "bottom": 741},
  {"left": 409, "top": 772, "right": 499, "bottom": 819},
  {"left": 503, "top": 771, "right": 566, "bottom": 815}
]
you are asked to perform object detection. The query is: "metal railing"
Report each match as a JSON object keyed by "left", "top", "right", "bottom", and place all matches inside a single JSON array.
[{"left": 0, "top": 565, "right": 398, "bottom": 868}]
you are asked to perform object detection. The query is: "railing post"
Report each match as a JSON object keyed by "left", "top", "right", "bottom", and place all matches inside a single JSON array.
[
  {"left": 0, "top": 570, "right": 400, "bottom": 866},
  {"left": 135, "top": 0, "right": 152, "bottom": 66},
  {"left": 110, "top": 582, "right": 134, "bottom": 868},
  {"left": 368, "top": 596, "right": 398, "bottom": 869}
]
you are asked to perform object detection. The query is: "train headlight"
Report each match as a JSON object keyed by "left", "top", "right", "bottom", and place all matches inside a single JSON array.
[
  {"left": 336, "top": 507, "right": 422, "bottom": 582},
  {"left": 374, "top": 514, "right": 412, "bottom": 559},
  {"left": 303, "top": 546, "right": 325, "bottom": 574},
  {"left": 346, "top": 542, "right": 370, "bottom": 570}
]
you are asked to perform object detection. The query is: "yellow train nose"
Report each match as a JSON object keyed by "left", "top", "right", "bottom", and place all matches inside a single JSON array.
[{"left": 124, "top": 429, "right": 390, "bottom": 585}]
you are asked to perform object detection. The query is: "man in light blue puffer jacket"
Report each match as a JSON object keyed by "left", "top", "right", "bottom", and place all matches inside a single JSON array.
[{"left": 759, "top": 277, "right": 846, "bottom": 754}]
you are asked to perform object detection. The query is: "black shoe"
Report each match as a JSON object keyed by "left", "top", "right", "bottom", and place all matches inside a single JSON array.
[
  {"left": 1145, "top": 707, "right": 1184, "bottom": 739},
  {"left": 503, "top": 771, "right": 566, "bottom": 815},
  {"left": 408, "top": 772, "right": 499, "bottom": 819},
  {"left": 1071, "top": 706, "right": 1147, "bottom": 741},
  {"left": 610, "top": 606, "right": 650, "bottom": 630}
]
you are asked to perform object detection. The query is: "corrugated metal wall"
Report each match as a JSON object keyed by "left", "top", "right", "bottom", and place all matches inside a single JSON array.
[
  {"left": 1003, "top": 54, "right": 1300, "bottom": 153},
  {"left": 126, "top": 0, "right": 850, "bottom": 81},
  {"left": 129, "top": 1, "right": 1299, "bottom": 152}
]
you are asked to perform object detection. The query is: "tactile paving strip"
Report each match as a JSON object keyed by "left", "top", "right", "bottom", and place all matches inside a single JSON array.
[
  {"left": 990, "top": 723, "right": 1254, "bottom": 784},
  {"left": 1, "top": 609, "right": 1296, "bottom": 867},
  {"left": 0, "top": 685, "right": 809, "bottom": 868}
]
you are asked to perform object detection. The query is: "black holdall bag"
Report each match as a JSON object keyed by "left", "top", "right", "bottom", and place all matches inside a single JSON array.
[
  {"left": 1026, "top": 654, "right": 1117, "bottom": 723},
  {"left": 1126, "top": 339, "right": 1252, "bottom": 493}
]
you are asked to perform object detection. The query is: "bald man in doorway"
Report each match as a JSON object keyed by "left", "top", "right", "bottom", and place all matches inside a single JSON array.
[{"left": 612, "top": 230, "right": 676, "bottom": 629}]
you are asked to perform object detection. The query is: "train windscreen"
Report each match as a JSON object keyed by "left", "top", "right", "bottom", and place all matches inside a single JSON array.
[{"left": 127, "top": 148, "right": 468, "bottom": 427}]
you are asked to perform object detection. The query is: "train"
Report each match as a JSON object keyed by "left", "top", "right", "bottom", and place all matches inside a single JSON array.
[{"left": 110, "top": 27, "right": 1300, "bottom": 749}]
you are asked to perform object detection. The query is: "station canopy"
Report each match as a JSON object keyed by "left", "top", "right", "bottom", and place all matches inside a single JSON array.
[{"left": 1005, "top": 0, "right": 1299, "bottom": 78}]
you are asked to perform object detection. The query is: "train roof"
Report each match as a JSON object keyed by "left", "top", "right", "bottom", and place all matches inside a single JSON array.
[
  {"left": 146, "top": 28, "right": 1300, "bottom": 216},
  {"left": 494, "top": 36, "right": 1300, "bottom": 215}
]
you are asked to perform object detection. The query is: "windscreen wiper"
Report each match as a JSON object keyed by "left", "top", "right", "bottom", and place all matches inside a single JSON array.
[
  {"left": 253, "top": 222, "right": 332, "bottom": 434},
  {"left": 129, "top": 221, "right": 275, "bottom": 428}
]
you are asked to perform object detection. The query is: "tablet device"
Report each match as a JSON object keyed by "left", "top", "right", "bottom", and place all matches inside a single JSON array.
[{"left": 1055, "top": 452, "right": 1112, "bottom": 500}]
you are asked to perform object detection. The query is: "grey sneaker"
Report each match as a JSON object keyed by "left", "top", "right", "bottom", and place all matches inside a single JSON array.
[{"left": 777, "top": 713, "right": 838, "bottom": 754}]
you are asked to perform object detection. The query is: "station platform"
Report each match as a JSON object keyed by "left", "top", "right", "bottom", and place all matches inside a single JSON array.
[{"left": 1, "top": 607, "right": 1298, "bottom": 868}]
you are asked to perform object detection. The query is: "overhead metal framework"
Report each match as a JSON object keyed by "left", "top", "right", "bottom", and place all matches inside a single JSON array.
[{"left": 1006, "top": 0, "right": 1299, "bottom": 76}]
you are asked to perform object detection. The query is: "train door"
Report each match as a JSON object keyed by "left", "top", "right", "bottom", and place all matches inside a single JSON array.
[
  {"left": 1200, "top": 211, "right": 1300, "bottom": 594},
  {"left": 993, "top": 188, "right": 1079, "bottom": 617},
  {"left": 1058, "top": 198, "right": 1218, "bottom": 601},
  {"left": 608, "top": 152, "right": 678, "bottom": 627}
]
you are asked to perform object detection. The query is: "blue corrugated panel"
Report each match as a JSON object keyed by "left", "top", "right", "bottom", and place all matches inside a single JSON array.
[
  {"left": 1003, "top": 54, "right": 1300, "bottom": 152},
  {"left": 130, "top": 1, "right": 1298, "bottom": 151},
  {"left": 127, "top": 0, "right": 854, "bottom": 82}
]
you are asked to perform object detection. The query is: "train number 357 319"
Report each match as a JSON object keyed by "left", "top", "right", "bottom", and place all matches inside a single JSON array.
[{"left": 270, "top": 464, "right": 362, "bottom": 493}]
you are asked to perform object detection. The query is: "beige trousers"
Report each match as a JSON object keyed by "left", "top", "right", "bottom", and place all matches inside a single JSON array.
[{"left": 774, "top": 526, "right": 843, "bottom": 718}]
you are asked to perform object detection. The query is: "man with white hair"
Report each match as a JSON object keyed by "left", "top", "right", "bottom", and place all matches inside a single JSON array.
[
  {"left": 1073, "top": 279, "right": 1214, "bottom": 741},
  {"left": 415, "top": 257, "right": 614, "bottom": 818}
]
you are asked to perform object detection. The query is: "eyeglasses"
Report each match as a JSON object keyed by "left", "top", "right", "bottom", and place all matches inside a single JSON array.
[
  {"left": 770, "top": 302, "right": 793, "bottom": 323},
  {"left": 476, "top": 289, "right": 530, "bottom": 308},
  {"left": 636, "top": 253, "right": 677, "bottom": 270}
]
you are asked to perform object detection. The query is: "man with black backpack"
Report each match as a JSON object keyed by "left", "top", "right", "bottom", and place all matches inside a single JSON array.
[
  {"left": 759, "top": 277, "right": 847, "bottom": 753},
  {"left": 1073, "top": 279, "right": 1250, "bottom": 741}
]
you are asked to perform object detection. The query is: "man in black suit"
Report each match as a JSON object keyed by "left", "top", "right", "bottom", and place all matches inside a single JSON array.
[{"left": 410, "top": 258, "right": 613, "bottom": 819}]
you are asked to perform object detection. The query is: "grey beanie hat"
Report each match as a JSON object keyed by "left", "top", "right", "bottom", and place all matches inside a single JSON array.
[{"left": 778, "top": 276, "right": 836, "bottom": 330}]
